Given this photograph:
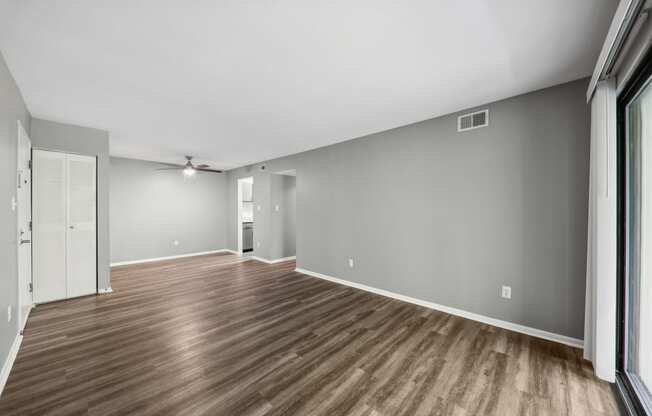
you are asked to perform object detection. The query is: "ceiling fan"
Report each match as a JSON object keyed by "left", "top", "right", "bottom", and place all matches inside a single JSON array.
[{"left": 156, "top": 156, "right": 223, "bottom": 176}]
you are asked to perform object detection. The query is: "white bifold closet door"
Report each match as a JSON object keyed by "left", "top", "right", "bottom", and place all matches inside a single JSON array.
[{"left": 33, "top": 150, "right": 97, "bottom": 303}]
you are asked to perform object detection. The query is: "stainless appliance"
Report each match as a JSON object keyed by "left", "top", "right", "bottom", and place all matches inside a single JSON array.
[{"left": 243, "top": 222, "right": 253, "bottom": 252}]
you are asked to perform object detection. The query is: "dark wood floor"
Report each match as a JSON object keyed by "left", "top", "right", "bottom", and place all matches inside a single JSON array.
[{"left": 0, "top": 253, "right": 618, "bottom": 415}]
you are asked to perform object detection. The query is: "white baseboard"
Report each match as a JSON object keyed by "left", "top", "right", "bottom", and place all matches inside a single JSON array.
[
  {"left": 272, "top": 256, "right": 296, "bottom": 263},
  {"left": 251, "top": 255, "right": 296, "bottom": 264},
  {"left": 0, "top": 332, "right": 22, "bottom": 398},
  {"left": 249, "top": 256, "right": 271, "bottom": 263},
  {"left": 98, "top": 287, "right": 113, "bottom": 294},
  {"left": 295, "top": 267, "right": 584, "bottom": 349},
  {"left": 19, "top": 305, "right": 32, "bottom": 334},
  {"left": 110, "top": 249, "right": 237, "bottom": 267}
]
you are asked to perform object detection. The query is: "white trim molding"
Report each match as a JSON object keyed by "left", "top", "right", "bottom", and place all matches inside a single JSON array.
[
  {"left": 0, "top": 332, "right": 22, "bottom": 398},
  {"left": 295, "top": 268, "right": 583, "bottom": 349},
  {"left": 19, "top": 305, "right": 33, "bottom": 334},
  {"left": 98, "top": 287, "right": 113, "bottom": 294},
  {"left": 251, "top": 255, "right": 296, "bottom": 264},
  {"left": 110, "top": 249, "right": 238, "bottom": 267},
  {"left": 587, "top": 0, "right": 645, "bottom": 101},
  {"left": 250, "top": 256, "right": 270, "bottom": 263}
]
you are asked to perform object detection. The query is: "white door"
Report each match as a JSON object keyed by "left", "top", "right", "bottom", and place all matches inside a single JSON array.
[
  {"left": 33, "top": 150, "right": 67, "bottom": 303},
  {"left": 66, "top": 154, "right": 97, "bottom": 297},
  {"left": 33, "top": 150, "right": 97, "bottom": 303},
  {"left": 16, "top": 121, "right": 32, "bottom": 328}
]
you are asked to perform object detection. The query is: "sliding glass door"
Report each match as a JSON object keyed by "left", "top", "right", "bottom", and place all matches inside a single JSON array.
[{"left": 619, "top": 54, "right": 652, "bottom": 415}]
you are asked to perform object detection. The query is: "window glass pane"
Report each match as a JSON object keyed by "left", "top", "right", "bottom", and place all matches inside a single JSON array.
[{"left": 626, "top": 76, "right": 652, "bottom": 409}]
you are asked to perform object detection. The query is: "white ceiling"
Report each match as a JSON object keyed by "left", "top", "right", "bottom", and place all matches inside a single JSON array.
[{"left": 0, "top": 1, "right": 617, "bottom": 170}]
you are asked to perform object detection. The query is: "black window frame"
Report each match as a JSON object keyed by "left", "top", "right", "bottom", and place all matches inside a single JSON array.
[{"left": 616, "top": 46, "right": 652, "bottom": 416}]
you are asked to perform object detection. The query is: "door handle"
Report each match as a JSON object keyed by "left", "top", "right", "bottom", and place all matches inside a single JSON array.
[{"left": 20, "top": 239, "right": 31, "bottom": 245}]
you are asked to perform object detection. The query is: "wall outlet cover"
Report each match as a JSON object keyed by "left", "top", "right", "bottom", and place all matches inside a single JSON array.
[
  {"left": 7, "top": 305, "right": 11, "bottom": 322},
  {"left": 501, "top": 286, "right": 512, "bottom": 299},
  {"left": 348, "top": 258, "right": 354, "bottom": 268},
  {"left": 173, "top": 240, "right": 180, "bottom": 246}
]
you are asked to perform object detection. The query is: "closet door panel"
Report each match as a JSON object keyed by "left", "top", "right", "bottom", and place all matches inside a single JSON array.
[
  {"left": 66, "top": 155, "right": 97, "bottom": 297},
  {"left": 33, "top": 150, "right": 67, "bottom": 303}
]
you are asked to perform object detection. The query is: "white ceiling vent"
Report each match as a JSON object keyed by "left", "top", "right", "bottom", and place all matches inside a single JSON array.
[{"left": 457, "top": 109, "right": 488, "bottom": 132}]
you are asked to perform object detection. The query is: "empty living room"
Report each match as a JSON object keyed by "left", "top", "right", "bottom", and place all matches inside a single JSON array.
[{"left": 1, "top": 1, "right": 652, "bottom": 415}]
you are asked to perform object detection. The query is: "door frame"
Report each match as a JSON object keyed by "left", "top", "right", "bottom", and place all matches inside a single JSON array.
[
  {"left": 16, "top": 120, "right": 32, "bottom": 331},
  {"left": 237, "top": 177, "right": 253, "bottom": 254}
]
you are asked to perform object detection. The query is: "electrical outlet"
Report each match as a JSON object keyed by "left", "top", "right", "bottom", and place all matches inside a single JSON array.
[
  {"left": 275, "top": 204, "right": 279, "bottom": 212},
  {"left": 501, "top": 286, "right": 511, "bottom": 299},
  {"left": 257, "top": 205, "right": 261, "bottom": 211},
  {"left": 348, "top": 258, "right": 354, "bottom": 268},
  {"left": 7, "top": 305, "right": 11, "bottom": 323},
  {"left": 11, "top": 196, "right": 17, "bottom": 212},
  {"left": 256, "top": 241, "right": 261, "bottom": 248},
  {"left": 173, "top": 240, "right": 180, "bottom": 246}
]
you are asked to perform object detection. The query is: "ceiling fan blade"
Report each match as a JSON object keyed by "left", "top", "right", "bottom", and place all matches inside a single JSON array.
[
  {"left": 196, "top": 167, "right": 223, "bottom": 173},
  {"left": 155, "top": 166, "right": 184, "bottom": 170},
  {"left": 196, "top": 164, "right": 210, "bottom": 169}
]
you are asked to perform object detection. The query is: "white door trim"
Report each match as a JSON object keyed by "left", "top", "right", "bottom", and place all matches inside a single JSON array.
[
  {"left": 16, "top": 120, "right": 33, "bottom": 329},
  {"left": 237, "top": 177, "right": 254, "bottom": 254}
]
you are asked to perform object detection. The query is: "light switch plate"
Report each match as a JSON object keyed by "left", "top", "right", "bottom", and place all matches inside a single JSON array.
[
  {"left": 348, "top": 258, "right": 354, "bottom": 268},
  {"left": 501, "top": 286, "right": 511, "bottom": 299},
  {"left": 7, "top": 305, "right": 11, "bottom": 323}
]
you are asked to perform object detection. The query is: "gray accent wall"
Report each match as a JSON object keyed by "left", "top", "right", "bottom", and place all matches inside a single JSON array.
[
  {"left": 0, "top": 52, "right": 30, "bottom": 372},
  {"left": 227, "top": 78, "right": 590, "bottom": 339},
  {"left": 110, "top": 157, "right": 228, "bottom": 264},
  {"left": 30, "top": 118, "right": 111, "bottom": 291},
  {"left": 270, "top": 174, "right": 296, "bottom": 259}
]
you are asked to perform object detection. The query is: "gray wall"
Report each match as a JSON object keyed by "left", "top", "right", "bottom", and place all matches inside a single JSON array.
[
  {"left": 0, "top": 52, "right": 30, "bottom": 371},
  {"left": 30, "top": 118, "right": 111, "bottom": 291},
  {"left": 269, "top": 174, "right": 296, "bottom": 259},
  {"left": 110, "top": 157, "right": 228, "bottom": 263},
  {"left": 226, "top": 78, "right": 590, "bottom": 339}
]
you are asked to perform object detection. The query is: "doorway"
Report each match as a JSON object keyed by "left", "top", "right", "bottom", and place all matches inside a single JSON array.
[
  {"left": 16, "top": 120, "right": 32, "bottom": 330},
  {"left": 237, "top": 177, "right": 254, "bottom": 255},
  {"left": 270, "top": 169, "right": 296, "bottom": 261}
]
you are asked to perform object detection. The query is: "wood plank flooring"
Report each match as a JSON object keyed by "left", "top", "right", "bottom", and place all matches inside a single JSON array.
[{"left": 0, "top": 253, "right": 618, "bottom": 415}]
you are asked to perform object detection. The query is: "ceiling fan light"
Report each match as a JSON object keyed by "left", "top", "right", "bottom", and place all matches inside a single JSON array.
[{"left": 183, "top": 166, "right": 195, "bottom": 176}]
